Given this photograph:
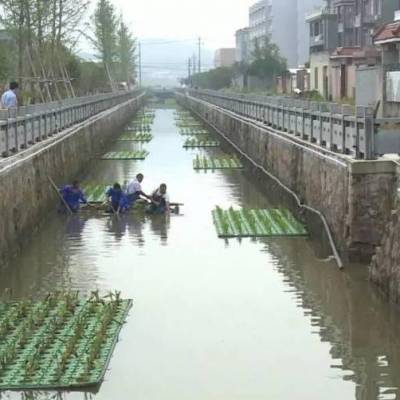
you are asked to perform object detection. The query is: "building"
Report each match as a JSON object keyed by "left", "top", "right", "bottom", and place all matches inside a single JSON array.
[
  {"left": 214, "top": 48, "right": 236, "bottom": 68},
  {"left": 245, "top": 0, "right": 324, "bottom": 68},
  {"left": 330, "top": 0, "right": 398, "bottom": 100},
  {"left": 248, "top": 0, "right": 299, "bottom": 67},
  {"left": 298, "top": 0, "right": 327, "bottom": 65},
  {"left": 373, "top": 10, "right": 400, "bottom": 117},
  {"left": 249, "top": 0, "right": 272, "bottom": 44},
  {"left": 306, "top": 1, "right": 338, "bottom": 99},
  {"left": 235, "top": 28, "right": 250, "bottom": 63}
]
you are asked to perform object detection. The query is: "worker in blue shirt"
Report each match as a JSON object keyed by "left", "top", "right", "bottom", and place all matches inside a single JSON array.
[
  {"left": 1, "top": 82, "right": 18, "bottom": 109},
  {"left": 60, "top": 180, "right": 87, "bottom": 213},
  {"left": 106, "top": 183, "right": 129, "bottom": 214}
]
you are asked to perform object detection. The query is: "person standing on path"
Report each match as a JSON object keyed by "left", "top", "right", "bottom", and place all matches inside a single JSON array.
[{"left": 1, "top": 82, "right": 19, "bottom": 109}]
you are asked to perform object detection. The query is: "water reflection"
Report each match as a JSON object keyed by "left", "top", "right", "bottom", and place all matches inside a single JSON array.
[
  {"left": 261, "top": 238, "right": 400, "bottom": 400},
  {"left": 148, "top": 214, "right": 170, "bottom": 245}
]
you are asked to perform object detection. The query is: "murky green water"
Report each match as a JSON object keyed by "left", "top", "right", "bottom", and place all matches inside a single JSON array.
[{"left": 2, "top": 108, "right": 400, "bottom": 400}]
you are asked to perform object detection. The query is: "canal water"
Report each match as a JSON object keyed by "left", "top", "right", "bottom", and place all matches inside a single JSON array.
[{"left": 2, "top": 107, "right": 400, "bottom": 400}]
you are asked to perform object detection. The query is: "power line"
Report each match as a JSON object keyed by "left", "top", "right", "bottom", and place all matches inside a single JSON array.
[{"left": 139, "top": 38, "right": 198, "bottom": 46}]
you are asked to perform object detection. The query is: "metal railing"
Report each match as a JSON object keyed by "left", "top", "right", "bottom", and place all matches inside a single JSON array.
[
  {"left": 0, "top": 90, "right": 144, "bottom": 157},
  {"left": 186, "top": 89, "right": 376, "bottom": 160}
]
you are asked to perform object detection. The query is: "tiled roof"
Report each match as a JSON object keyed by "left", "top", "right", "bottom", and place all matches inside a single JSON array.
[
  {"left": 330, "top": 47, "right": 381, "bottom": 59},
  {"left": 374, "top": 22, "right": 400, "bottom": 44}
]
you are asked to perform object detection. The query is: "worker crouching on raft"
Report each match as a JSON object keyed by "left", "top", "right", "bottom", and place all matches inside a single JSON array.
[
  {"left": 106, "top": 183, "right": 129, "bottom": 214},
  {"left": 126, "top": 173, "right": 151, "bottom": 206},
  {"left": 146, "top": 183, "right": 170, "bottom": 214},
  {"left": 60, "top": 180, "right": 87, "bottom": 213}
]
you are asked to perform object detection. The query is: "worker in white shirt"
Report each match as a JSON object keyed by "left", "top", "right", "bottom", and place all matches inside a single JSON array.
[
  {"left": 1, "top": 82, "right": 18, "bottom": 109},
  {"left": 126, "top": 173, "right": 150, "bottom": 206},
  {"left": 147, "top": 183, "right": 170, "bottom": 214}
]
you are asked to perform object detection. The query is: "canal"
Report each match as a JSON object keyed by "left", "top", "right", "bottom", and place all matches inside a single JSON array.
[{"left": 2, "top": 106, "right": 400, "bottom": 399}]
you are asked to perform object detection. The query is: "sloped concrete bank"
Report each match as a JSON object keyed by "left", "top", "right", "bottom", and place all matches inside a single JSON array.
[
  {"left": 0, "top": 93, "right": 145, "bottom": 265},
  {"left": 177, "top": 93, "right": 396, "bottom": 263}
]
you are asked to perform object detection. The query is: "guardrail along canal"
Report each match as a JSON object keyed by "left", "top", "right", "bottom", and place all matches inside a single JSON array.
[{"left": 2, "top": 107, "right": 400, "bottom": 399}]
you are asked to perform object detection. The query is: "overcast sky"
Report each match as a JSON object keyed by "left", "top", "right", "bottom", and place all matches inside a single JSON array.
[{"left": 111, "top": 0, "right": 255, "bottom": 49}]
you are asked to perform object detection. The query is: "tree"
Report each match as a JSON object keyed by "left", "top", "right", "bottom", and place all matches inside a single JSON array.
[
  {"left": 189, "top": 67, "right": 235, "bottom": 90},
  {"left": 0, "top": 0, "right": 88, "bottom": 101},
  {"left": 248, "top": 36, "right": 287, "bottom": 83},
  {"left": 116, "top": 19, "right": 136, "bottom": 85},
  {"left": 93, "top": 0, "right": 118, "bottom": 79}
]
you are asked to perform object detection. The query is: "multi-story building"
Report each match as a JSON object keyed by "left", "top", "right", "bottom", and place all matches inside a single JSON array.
[
  {"left": 246, "top": 0, "right": 324, "bottom": 68},
  {"left": 249, "top": 0, "right": 272, "bottom": 44},
  {"left": 306, "top": 1, "right": 338, "bottom": 98},
  {"left": 235, "top": 28, "right": 250, "bottom": 63},
  {"left": 214, "top": 48, "right": 236, "bottom": 68},
  {"left": 330, "top": 0, "right": 398, "bottom": 100},
  {"left": 298, "top": 0, "right": 327, "bottom": 65}
]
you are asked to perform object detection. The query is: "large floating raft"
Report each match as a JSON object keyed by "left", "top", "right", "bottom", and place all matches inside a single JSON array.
[
  {"left": 126, "top": 125, "right": 151, "bottom": 132},
  {"left": 183, "top": 138, "right": 220, "bottom": 148},
  {"left": 193, "top": 156, "right": 243, "bottom": 170},
  {"left": 101, "top": 151, "right": 149, "bottom": 160},
  {"left": 118, "top": 133, "right": 153, "bottom": 142},
  {"left": 0, "top": 293, "right": 132, "bottom": 390},
  {"left": 212, "top": 207, "right": 308, "bottom": 238},
  {"left": 179, "top": 128, "right": 209, "bottom": 136}
]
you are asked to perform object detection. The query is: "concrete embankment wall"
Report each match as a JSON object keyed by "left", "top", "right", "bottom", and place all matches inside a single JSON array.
[
  {"left": 370, "top": 207, "right": 400, "bottom": 302},
  {"left": 370, "top": 162, "right": 400, "bottom": 302},
  {"left": 177, "top": 94, "right": 396, "bottom": 262},
  {"left": 0, "top": 94, "right": 144, "bottom": 265}
]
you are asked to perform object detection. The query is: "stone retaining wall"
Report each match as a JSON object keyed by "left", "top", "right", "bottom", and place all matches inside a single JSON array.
[
  {"left": 0, "top": 94, "right": 144, "bottom": 265},
  {"left": 178, "top": 93, "right": 396, "bottom": 262},
  {"left": 370, "top": 208, "right": 400, "bottom": 302}
]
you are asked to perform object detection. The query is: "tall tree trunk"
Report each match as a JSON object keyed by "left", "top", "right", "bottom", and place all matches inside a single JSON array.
[
  {"left": 17, "top": 0, "right": 25, "bottom": 87},
  {"left": 57, "top": 0, "right": 63, "bottom": 45}
]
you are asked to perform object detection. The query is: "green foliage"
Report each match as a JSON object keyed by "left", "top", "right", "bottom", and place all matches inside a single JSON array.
[
  {"left": 248, "top": 36, "right": 287, "bottom": 81},
  {"left": 93, "top": 0, "right": 118, "bottom": 68},
  {"left": 189, "top": 67, "right": 235, "bottom": 90},
  {"left": 0, "top": 41, "right": 15, "bottom": 83},
  {"left": 0, "top": 292, "right": 132, "bottom": 390},
  {"left": 212, "top": 207, "right": 308, "bottom": 238},
  {"left": 90, "top": 1, "right": 136, "bottom": 89},
  {"left": 116, "top": 20, "right": 136, "bottom": 84},
  {"left": 0, "top": 0, "right": 89, "bottom": 101},
  {"left": 75, "top": 61, "right": 107, "bottom": 95}
]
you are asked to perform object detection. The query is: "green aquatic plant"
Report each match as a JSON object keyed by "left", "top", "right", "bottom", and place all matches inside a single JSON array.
[
  {"left": 211, "top": 208, "right": 308, "bottom": 238},
  {"left": 0, "top": 293, "right": 132, "bottom": 390}
]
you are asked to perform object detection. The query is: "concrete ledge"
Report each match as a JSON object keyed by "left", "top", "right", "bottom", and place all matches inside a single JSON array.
[{"left": 349, "top": 160, "right": 398, "bottom": 175}]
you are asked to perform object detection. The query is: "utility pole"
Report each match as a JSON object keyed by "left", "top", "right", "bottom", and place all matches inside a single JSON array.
[
  {"left": 198, "top": 37, "right": 201, "bottom": 73},
  {"left": 138, "top": 42, "right": 142, "bottom": 87},
  {"left": 188, "top": 57, "right": 192, "bottom": 83},
  {"left": 192, "top": 54, "right": 197, "bottom": 75}
]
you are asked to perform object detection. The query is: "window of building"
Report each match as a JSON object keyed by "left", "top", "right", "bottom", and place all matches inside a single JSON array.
[
  {"left": 314, "top": 22, "right": 320, "bottom": 36},
  {"left": 314, "top": 67, "right": 319, "bottom": 90}
]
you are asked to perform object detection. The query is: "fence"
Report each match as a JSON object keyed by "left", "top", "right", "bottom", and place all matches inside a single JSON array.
[
  {"left": 0, "top": 90, "right": 144, "bottom": 157},
  {"left": 186, "top": 89, "right": 376, "bottom": 160}
]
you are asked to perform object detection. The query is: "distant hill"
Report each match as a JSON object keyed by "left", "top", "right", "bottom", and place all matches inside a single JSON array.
[
  {"left": 77, "top": 39, "right": 216, "bottom": 88},
  {"left": 140, "top": 39, "right": 215, "bottom": 87}
]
